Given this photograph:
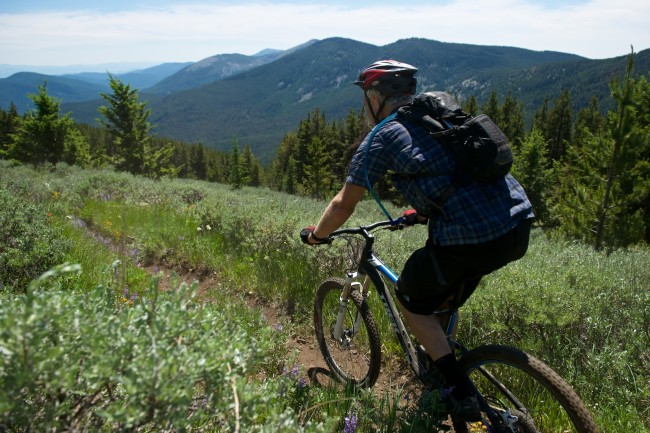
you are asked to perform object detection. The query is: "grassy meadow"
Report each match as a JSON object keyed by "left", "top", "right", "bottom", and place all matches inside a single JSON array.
[{"left": 1, "top": 161, "right": 648, "bottom": 432}]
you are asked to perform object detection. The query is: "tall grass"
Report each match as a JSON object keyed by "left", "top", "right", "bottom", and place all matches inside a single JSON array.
[{"left": 1, "top": 161, "right": 648, "bottom": 432}]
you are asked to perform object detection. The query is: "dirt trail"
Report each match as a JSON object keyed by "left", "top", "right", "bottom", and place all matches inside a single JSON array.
[
  {"left": 78, "top": 218, "right": 419, "bottom": 398},
  {"left": 147, "top": 263, "right": 422, "bottom": 398}
]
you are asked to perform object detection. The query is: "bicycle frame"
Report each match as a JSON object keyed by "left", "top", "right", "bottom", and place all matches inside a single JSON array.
[{"left": 330, "top": 221, "right": 460, "bottom": 385}]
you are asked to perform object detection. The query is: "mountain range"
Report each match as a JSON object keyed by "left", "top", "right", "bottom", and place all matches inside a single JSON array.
[{"left": 1, "top": 37, "right": 648, "bottom": 163}]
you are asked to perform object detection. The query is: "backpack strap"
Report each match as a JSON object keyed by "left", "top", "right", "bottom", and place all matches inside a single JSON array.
[{"left": 363, "top": 113, "right": 398, "bottom": 223}]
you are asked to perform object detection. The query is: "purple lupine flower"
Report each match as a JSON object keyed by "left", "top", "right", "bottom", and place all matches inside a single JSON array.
[{"left": 343, "top": 413, "right": 358, "bottom": 433}]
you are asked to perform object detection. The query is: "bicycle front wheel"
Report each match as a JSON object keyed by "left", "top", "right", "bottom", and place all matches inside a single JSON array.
[
  {"left": 313, "top": 278, "right": 382, "bottom": 388},
  {"left": 458, "top": 345, "right": 599, "bottom": 433}
]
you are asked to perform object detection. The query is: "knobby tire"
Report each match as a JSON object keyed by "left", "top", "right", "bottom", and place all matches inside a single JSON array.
[
  {"left": 457, "top": 344, "right": 599, "bottom": 433},
  {"left": 313, "top": 278, "right": 382, "bottom": 388}
]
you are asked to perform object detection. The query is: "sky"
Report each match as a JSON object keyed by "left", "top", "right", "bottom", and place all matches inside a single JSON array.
[{"left": 1, "top": 0, "right": 649, "bottom": 74}]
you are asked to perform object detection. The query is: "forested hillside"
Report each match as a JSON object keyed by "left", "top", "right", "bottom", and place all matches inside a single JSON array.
[
  {"left": 60, "top": 38, "right": 648, "bottom": 161},
  {"left": 3, "top": 37, "right": 647, "bottom": 163},
  {"left": 1, "top": 48, "right": 648, "bottom": 253}
]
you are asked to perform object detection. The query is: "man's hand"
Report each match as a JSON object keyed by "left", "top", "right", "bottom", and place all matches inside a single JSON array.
[
  {"left": 300, "top": 226, "right": 329, "bottom": 245},
  {"left": 402, "top": 209, "right": 428, "bottom": 226}
]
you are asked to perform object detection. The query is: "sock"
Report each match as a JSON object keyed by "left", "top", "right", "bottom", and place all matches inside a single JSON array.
[{"left": 433, "top": 353, "right": 474, "bottom": 399}]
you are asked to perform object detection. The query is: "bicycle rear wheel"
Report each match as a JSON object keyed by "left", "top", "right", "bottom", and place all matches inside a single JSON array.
[
  {"left": 457, "top": 345, "right": 599, "bottom": 433},
  {"left": 313, "top": 278, "right": 382, "bottom": 388}
]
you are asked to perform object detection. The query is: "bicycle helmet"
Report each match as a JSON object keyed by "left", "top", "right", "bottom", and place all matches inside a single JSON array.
[{"left": 353, "top": 60, "right": 418, "bottom": 96}]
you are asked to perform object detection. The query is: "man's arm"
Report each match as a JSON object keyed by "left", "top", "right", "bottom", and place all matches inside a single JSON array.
[{"left": 309, "top": 183, "right": 366, "bottom": 244}]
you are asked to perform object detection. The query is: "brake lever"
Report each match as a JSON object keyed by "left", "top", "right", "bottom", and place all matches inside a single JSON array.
[{"left": 388, "top": 217, "right": 407, "bottom": 231}]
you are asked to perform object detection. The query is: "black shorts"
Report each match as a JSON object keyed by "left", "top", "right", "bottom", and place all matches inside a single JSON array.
[{"left": 395, "top": 219, "right": 531, "bottom": 315}]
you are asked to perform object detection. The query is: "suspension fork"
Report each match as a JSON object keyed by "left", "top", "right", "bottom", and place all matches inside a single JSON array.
[{"left": 331, "top": 271, "right": 365, "bottom": 341}]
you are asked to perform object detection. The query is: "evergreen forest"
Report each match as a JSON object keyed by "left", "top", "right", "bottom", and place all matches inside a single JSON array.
[{"left": 2, "top": 52, "right": 648, "bottom": 252}]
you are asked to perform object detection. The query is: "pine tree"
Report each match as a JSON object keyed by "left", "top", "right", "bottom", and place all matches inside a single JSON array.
[
  {"left": 270, "top": 132, "right": 298, "bottom": 191},
  {"left": 98, "top": 75, "right": 153, "bottom": 175},
  {"left": 532, "top": 97, "right": 549, "bottom": 134},
  {"left": 302, "top": 136, "right": 330, "bottom": 199},
  {"left": 9, "top": 83, "right": 89, "bottom": 166},
  {"left": 344, "top": 108, "right": 364, "bottom": 144},
  {"left": 572, "top": 97, "right": 606, "bottom": 147},
  {"left": 498, "top": 93, "right": 525, "bottom": 148},
  {"left": 462, "top": 95, "right": 479, "bottom": 116},
  {"left": 552, "top": 51, "right": 649, "bottom": 251},
  {"left": 635, "top": 75, "right": 650, "bottom": 242},
  {"left": 229, "top": 137, "right": 242, "bottom": 189},
  {"left": 285, "top": 156, "right": 298, "bottom": 195},
  {"left": 593, "top": 52, "right": 648, "bottom": 250},
  {"left": 241, "top": 144, "right": 261, "bottom": 187},
  {"left": 545, "top": 89, "right": 573, "bottom": 162},
  {"left": 143, "top": 140, "right": 179, "bottom": 180},
  {"left": 481, "top": 90, "right": 501, "bottom": 125},
  {"left": 190, "top": 143, "right": 207, "bottom": 180},
  {"left": 0, "top": 104, "right": 20, "bottom": 158},
  {"left": 511, "top": 128, "right": 551, "bottom": 225}
]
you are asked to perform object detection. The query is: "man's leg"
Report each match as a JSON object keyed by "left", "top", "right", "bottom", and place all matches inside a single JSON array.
[
  {"left": 398, "top": 303, "right": 450, "bottom": 360},
  {"left": 398, "top": 301, "right": 480, "bottom": 420}
]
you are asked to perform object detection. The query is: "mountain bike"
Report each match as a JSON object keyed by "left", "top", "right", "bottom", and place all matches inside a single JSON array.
[{"left": 312, "top": 218, "right": 600, "bottom": 433}]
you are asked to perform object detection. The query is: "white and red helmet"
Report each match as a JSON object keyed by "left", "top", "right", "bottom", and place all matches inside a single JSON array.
[{"left": 353, "top": 60, "right": 418, "bottom": 96}]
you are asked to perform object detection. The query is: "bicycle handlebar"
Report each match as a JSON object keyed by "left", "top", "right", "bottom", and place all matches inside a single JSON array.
[{"left": 327, "top": 217, "right": 407, "bottom": 240}]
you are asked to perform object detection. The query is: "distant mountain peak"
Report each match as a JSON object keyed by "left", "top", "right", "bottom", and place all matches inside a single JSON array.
[{"left": 254, "top": 48, "right": 283, "bottom": 57}]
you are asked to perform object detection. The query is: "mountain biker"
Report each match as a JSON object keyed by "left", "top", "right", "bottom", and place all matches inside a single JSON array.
[{"left": 300, "top": 59, "right": 534, "bottom": 421}]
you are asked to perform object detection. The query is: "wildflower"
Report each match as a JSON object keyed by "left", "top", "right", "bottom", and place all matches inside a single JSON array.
[
  {"left": 121, "top": 287, "right": 132, "bottom": 305},
  {"left": 52, "top": 191, "right": 60, "bottom": 199},
  {"left": 206, "top": 224, "right": 212, "bottom": 231},
  {"left": 343, "top": 413, "right": 358, "bottom": 433},
  {"left": 197, "top": 226, "right": 203, "bottom": 232}
]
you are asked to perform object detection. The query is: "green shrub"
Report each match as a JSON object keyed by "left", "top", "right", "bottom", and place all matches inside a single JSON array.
[
  {"left": 0, "top": 268, "right": 334, "bottom": 432},
  {"left": 0, "top": 187, "right": 70, "bottom": 292}
]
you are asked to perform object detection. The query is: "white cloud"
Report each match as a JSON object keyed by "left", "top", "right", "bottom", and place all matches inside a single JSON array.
[{"left": 1, "top": 0, "right": 648, "bottom": 66}]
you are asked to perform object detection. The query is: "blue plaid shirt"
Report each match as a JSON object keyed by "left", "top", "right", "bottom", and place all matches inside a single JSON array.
[{"left": 346, "top": 114, "right": 534, "bottom": 246}]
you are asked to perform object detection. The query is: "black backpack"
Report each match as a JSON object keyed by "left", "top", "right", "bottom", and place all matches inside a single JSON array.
[
  {"left": 397, "top": 91, "right": 513, "bottom": 184},
  {"left": 392, "top": 92, "right": 513, "bottom": 215}
]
